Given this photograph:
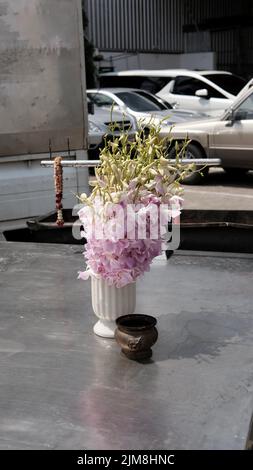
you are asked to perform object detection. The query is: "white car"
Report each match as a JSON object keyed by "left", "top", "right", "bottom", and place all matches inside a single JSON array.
[
  {"left": 87, "top": 88, "right": 206, "bottom": 131},
  {"left": 100, "top": 69, "right": 247, "bottom": 116}
]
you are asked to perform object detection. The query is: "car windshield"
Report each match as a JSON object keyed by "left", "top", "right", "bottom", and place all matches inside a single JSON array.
[
  {"left": 134, "top": 90, "right": 172, "bottom": 110},
  {"left": 116, "top": 91, "right": 165, "bottom": 111},
  {"left": 203, "top": 73, "right": 247, "bottom": 96},
  {"left": 87, "top": 92, "right": 114, "bottom": 107}
]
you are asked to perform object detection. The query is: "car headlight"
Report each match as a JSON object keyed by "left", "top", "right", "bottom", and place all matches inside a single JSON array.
[{"left": 88, "top": 121, "right": 103, "bottom": 133}]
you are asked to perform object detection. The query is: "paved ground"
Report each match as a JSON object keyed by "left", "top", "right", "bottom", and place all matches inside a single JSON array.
[
  {"left": 183, "top": 168, "right": 253, "bottom": 210},
  {"left": 0, "top": 241, "right": 253, "bottom": 450}
]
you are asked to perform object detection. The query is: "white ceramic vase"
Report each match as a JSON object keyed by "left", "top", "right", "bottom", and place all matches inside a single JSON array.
[{"left": 91, "top": 276, "right": 136, "bottom": 338}]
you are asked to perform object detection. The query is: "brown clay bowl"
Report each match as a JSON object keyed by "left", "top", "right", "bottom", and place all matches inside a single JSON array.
[{"left": 115, "top": 314, "right": 158, "bottom": 360}]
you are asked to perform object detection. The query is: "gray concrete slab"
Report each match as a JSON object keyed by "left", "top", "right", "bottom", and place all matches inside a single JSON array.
[
  {"left": 0, "top": 241, "right": 253, "bottom": 450},
  {"left": 183, "top": 168, "right": 253, "bottom": 210}
]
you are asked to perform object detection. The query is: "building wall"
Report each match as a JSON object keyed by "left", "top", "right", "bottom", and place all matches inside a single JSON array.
[
  {"left": 85, "top": 0, "right": 253, "bottom": 77},
  {"left": 86, "top": 0, "right": 184, "bottom": 53},
  {"left": 100, "top": 51, "right": 215, "bottom": 72},
  {"left": 183, "top": 0, "right": 253, "bottom": 77},
  {"left": 183, "top": 0, "right": 244, "bottom": 24}
]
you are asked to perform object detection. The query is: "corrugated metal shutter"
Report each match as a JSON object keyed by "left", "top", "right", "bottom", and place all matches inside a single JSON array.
[
  {"left": 85, "top": 0, "right": 253, "bottom": 76},
  {"left": 86, "top": 0, "right": 184, "bottom": 53}
]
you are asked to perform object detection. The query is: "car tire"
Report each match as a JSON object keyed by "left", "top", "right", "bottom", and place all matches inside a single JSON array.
[
  {"left": 223, "top": 167, "right": 248, "bottom": 177},
  {"left": 170, "top": 143, "right": 209, "bottom": 185}
]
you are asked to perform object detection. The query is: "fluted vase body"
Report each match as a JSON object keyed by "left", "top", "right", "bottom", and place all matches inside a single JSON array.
[{"left": 91, "top": 276, "right": 136, "bottom": 338}]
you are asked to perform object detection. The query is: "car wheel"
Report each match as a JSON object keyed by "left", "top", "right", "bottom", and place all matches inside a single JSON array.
[
  {"left": 170, "top": 143, "right": 209, "bottom": 185},
  {"left": 223, "top": 167, "right": 248, "bottom": 176}
]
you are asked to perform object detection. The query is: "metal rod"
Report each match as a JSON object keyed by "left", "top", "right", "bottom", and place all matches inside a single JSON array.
[
  {"left": 41, "top": 158, "right": 221, "bottom": 168},
  {"left": 41, "top": 160, "right": 100, "bottom": 167}
]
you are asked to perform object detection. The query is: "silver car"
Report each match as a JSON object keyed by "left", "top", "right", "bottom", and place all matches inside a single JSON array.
[
  {"left": 160, "top": 84, "right": 253, "bottom": 184},
  {"left": 88, "top": 99, "right": 137, "bottom": 159},
  {"left": 87, "top": 88, "right": 206, "bottom": 132}
]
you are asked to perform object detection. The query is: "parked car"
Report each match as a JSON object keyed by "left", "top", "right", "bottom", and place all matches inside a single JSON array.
[
  {"left": 87, "top": 98, "right": 137, "bottom": 160},
  {"left": 87, "top": 88, "right": 207, "bottom": 132},
  {"left": 160, "top": 84, "right": 253, "bottom": 184},
  {"left": 100, "top": 70, "right": 247, "bottom": 116}
]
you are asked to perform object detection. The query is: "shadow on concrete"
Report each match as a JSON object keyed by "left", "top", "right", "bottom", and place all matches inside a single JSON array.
[
  {"left": 154, "top": 310, "right": 253, "bottom": 363},
  {"left": 201, "top": 169, "right": 253, "bottom": 189}
]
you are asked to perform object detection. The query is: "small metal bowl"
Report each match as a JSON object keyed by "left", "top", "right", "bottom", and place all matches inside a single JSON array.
[{"left": 115, "top": 314, "right": 158, "bottom": 360}]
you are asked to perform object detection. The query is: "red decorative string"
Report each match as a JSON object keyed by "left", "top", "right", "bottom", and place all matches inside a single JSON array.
[{"left": 54, "top": 156, "right": 64, "bottom": 227}]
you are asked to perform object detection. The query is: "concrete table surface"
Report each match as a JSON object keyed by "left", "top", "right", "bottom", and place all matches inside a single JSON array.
[{"left": 0, "top": 241, "right": 253, "bottom": 450}]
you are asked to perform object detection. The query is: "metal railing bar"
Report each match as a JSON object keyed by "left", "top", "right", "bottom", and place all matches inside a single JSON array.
[{"left": 41, "top": 158, "right": 221, "bottom": 168}]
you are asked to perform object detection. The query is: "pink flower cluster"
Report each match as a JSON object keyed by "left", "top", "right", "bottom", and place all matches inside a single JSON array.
[
  {"left": 78, "top": 192, "right": 182, "bottom": 288},
  {"left": 78, "top": 237, "right": 162, "bottom": 287}
]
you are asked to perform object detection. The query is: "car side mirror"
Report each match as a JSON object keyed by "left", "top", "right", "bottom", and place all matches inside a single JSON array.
[{"left": 195, "top": 88, "right": 209, "bottom": 99}]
